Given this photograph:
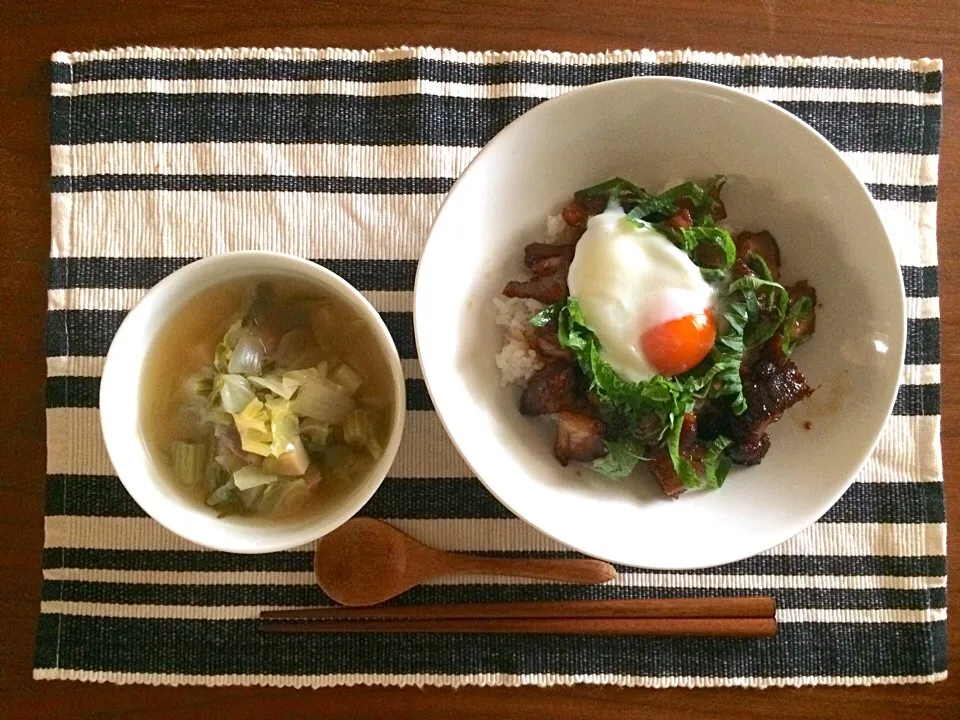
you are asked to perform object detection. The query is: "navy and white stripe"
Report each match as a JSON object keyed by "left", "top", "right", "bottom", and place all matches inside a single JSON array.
[{"left": 39, "top": 46, "right": 945, "bottom": 689}]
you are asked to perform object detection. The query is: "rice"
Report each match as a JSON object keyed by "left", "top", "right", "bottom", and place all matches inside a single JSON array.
[
  {"left": 545, "top": 212, "right": 566, "bottom": 241},
  {"left": 493, "top": 296, "right": 544, "bottom": 386},
  {"left": 492, "top": 210, "right": 571, "bottom": 386}
]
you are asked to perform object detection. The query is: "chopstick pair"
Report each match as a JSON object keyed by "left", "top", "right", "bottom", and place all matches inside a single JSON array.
[{"left": 260, "top": 597, "right": 778, "bottom": 637}]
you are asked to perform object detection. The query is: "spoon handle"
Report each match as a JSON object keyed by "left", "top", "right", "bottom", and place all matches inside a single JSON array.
[{"left": 436, "top": 553, "right": 617, "bottom": 584}]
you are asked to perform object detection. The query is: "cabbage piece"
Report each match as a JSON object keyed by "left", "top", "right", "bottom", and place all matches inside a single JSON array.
[
  {"left": 232, "top": 465, "right": 279, "bottom": 491},
  {"left": 295, "top": 376, "right": 356, "bottom": 424},
  {"left": 259, "top": 478, "right": 310, "bottom": 517},
  {"left": 343, "top": 409, "right": 384, "bottom": 459},
  {"left": 330, "top": 363, "right": 364, "bottom": 395},
  {"left": 233, "top": 398, "right": 272, "bottom": 456},
  {"left": 219, "top": 374, "right": 257, "bottom": 413},
  {"left": 300, "top": 417, "right": 332, "bottom": 452},
  {"left": 266, "top": 397, "right": 300, "bottom": 457},
  {"left": 281, "top": 363, "right": 327, "bottom": 387},
  {"left": 228, "top": 331, "right": 266, "bottom": 376},
  {"left": 262, "top": 437, "right": 311, "bottom": 476},
  {"left": 171, "top": 441, "right": 207, "bottom": 486},
  {"left": 249, "top": 373, "right": 302, "bottom": 400}
]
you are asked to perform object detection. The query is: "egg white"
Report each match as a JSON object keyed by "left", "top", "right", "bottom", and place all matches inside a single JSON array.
[{"left": 566, "top": 207, "right": 714, "bottom": 382}]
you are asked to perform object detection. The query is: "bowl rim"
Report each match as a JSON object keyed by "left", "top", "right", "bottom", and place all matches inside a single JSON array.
[
  {"left": 414, "top": 76, "right": 906, "bottom": 569},
  {"left": 100, "top": 250, "right": 407, "bottom": 554}
]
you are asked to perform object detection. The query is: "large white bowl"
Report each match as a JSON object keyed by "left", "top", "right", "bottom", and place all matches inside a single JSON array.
[
  {"left": 414, "top": 77, "right": 905, "bottom": 569},
  {"left": 101, "top": 252, "right": 406, "bottom": 553}
]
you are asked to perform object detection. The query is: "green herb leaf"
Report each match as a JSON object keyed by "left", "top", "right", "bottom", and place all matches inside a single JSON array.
[
  {"left": 745, "top": 252, "right": 774, "bottom": 281},
  {"left": 673, "top": 225, "right": 737, "bottom": 269},
  {"left": 726, "top": 275, "right": 790, "bottom": 348},
  {"left": 529, "top": 301, "right": 564, "bottom": 328},
  {"left": 702, "top": 436, "right": 733, "bottom": 489},
  {"left": 575, "top": 177, "right": 644, "bottom": 200},
  {"left": 592, "top": 438, "right": 646, "bottom": 478},
  {"left": 625, "top": 195, "right": 677, "bottom": 221},
  {"left": 581, "top": 174, "right": 728, "bottom": 224},
  {"left": 701, "top": 268, "right": 728, "bottom": 283},
  {"left": 658, "top": 174, "right": 727, "bottom": 222},
  {"left": 781, "top": 295, "right": 816, "bottom": 355}
]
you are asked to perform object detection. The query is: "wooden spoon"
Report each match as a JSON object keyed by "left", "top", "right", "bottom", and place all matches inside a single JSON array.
[{"left": 314, "top": 518, "right": 617, "bottom": 606}]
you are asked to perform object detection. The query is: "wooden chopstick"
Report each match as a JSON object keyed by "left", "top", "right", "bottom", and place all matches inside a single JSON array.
[
  {"left": 261, "top": 596, "right": 776, "bottom": 622},
  {"left": 261, "top": 617, "right": 777, "bottom": 637},
  {"left": 260, "top": 597, "right": 778, "bottom": 637}
]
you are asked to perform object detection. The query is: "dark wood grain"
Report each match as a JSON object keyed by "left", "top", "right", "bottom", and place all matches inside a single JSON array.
[
  {"left": 260, "top": 597, "right": 779, "bottom": 620},
  {"left": 259, "top": 617, "right": 780, "bottom": 637},
  {"left": 1, "top": 1, "right": 957, "bottom": 717}
]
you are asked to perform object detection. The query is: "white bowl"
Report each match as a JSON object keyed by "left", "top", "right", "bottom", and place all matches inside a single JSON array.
[
  {"left": 100, "top": 252, "right": 406, "bottom": 553},
  {"left": 415, "top": 77, "right": 905, "bottom": 570}
]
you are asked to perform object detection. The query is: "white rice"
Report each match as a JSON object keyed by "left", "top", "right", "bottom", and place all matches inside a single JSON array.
[
  {"left": 493, "top": 297, "right": 544, "bottom": 386},
  {"left": 545, "top": 212, "right": 566, "bottom": 241},
  {"left": 493, "top": 213, "right": 568, "bottom": 387}
]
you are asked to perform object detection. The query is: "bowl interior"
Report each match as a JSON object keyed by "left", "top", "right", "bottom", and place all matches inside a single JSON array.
[
  {"left": 415, "top": 78, "right": 905, "bottom": 569},
  {"left": 100, "top": 252, "right": 406, "bottom": 553}
]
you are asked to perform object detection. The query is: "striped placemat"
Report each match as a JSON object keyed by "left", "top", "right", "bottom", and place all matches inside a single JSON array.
[{"left": 39, "top": 46, "right": 945, "bottom": 689}]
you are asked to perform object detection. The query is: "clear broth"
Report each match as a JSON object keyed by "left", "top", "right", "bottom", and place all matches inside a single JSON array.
[{"left": 139, "top": 275, "right": 396, "bottom": 521}]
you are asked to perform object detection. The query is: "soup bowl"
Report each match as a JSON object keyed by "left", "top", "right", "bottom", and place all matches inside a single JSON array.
[
  {"left": 414, "top": 77, "right": 905, "bottom": 569},
  {"left": 100, "top": 252, "right": 406, "bottom": 553}
]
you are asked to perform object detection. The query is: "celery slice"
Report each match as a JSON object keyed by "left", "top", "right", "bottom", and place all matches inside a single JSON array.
[{"left": 171, "top": 441, "right": 207, "bottom": 487}]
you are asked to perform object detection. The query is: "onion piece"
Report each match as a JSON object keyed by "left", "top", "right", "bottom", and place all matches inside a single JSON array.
[
  {"left": 219, "top": 374, "right": 257, "bottom": 413},
  {"left": 227, "top": 331, "right": 266, "bottom": 376}
]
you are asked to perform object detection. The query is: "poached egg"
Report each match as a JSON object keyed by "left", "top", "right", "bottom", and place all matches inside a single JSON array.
[{"left": 567, "top": 207, "right": 716, "bottom": 382}]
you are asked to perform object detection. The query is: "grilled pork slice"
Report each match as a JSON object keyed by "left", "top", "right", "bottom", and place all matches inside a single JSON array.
[
  {"left": 647, "top": 414, "right": 704, "bottom": 498},
  {"left": 503, "top": 275, "right": 568, "bottom": 304},
  {"left": 524, "top": 242, "right": 576, "bottom": 277},
  {"left": 699, "top": 357, "right": 812, "bottom": 466},
  {"left": 735, "top": 230, "right": 781, "bottom": 280},
  {"left": 519, "top": 362, "right": 578, "bottom": 416},
  {"left": 648, "top": 451, "right": 687, "bottom": 498},
  {"left": 529, "top": 324, "right": 574, "bottom": 364},
  {"left": 554, "top": 412, "right": 606, "bottom": 466}
]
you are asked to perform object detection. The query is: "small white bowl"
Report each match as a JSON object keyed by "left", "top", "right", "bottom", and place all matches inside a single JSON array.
[
  {"left": 100, "top": 251, "right": 406, "bottom": 553},
  {"left": 415, "top": 77, "right": 905, "bottom": 570}
]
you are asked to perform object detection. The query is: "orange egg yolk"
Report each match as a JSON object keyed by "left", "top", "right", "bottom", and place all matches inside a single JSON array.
[{"left": 640, "top": 309, "right": 716, "bottom": 376}]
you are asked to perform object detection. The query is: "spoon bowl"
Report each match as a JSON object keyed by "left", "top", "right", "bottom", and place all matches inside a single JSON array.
[{"left": 314, "top": 518, "right": 617, "bottom": 606}]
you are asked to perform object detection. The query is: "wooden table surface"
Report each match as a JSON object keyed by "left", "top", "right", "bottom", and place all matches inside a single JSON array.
[{"left": 2, "top": 1, "right": 957, "bottom": 717}]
